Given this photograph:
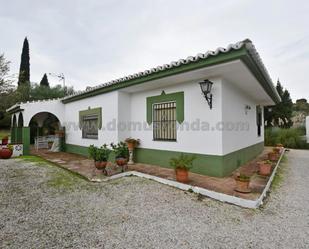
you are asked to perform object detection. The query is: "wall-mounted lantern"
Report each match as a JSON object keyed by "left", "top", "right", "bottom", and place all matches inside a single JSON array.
[
  {"left": 245, "top": 105, "right": 251, "bottom": 114},
  {"left": 199, "top": 79, "right": 213, "bottom": 109}
]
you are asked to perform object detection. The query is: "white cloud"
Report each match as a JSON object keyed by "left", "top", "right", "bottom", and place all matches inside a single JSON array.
[{"left": 0, "top": 0, "right": 308, "bottom": 100}]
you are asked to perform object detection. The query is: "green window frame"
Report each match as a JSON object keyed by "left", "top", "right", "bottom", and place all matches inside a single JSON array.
[
  {"left": 79, "top": 107, "right": 102, "bottom": 139},
  {"left": 146, "top": 91, "right": 184, "bottom": 125}
]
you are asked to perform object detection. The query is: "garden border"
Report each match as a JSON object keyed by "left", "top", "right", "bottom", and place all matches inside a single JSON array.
[{"left": 93, "top": 149, "right": 286, "bottom": 209}]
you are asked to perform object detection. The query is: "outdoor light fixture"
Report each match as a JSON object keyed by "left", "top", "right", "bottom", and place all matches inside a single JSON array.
[{"left": 199, "top": 79, "right": 213, "bottom": 109}]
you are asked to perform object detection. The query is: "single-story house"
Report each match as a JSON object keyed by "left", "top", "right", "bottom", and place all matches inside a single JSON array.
[{"left": 7, "top": 39, "right": 280, "bottom": 177}]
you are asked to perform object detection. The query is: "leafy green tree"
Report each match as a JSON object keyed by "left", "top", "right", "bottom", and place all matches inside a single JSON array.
[
  {"left": 0, "top": 54, "right": 14, "bottom": 94},
  {"left": 39, "top": 73, "right": 50, "bottom": 87},
  {"left": 0, "top": 54, "right": 16, "bottom": 127},
  {"left": 264, "top": 80, "right": 293, "bottom": 128},
  {"left": 29, "top": 83, "right": 74, "bottom": 101},
  {"left": 17, "top": 37, "right": 30, "bottom": 86}
]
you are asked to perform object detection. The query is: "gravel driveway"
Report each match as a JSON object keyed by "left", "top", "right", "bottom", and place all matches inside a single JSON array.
[{"left": 0, "top": 150, "right": 308, "bottom": 249}]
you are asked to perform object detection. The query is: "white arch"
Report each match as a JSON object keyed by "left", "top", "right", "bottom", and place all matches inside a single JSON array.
[{"left": 21, "top": 99, "right": 65, "bottom": 127}]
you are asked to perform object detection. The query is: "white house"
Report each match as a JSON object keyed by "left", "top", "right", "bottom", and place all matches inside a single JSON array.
[{"left": 7, "top": 39, "right": 280, "bottom": 177}]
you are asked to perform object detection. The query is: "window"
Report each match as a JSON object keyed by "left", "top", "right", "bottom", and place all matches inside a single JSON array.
[
  {"left": 153, "top": 102, "right": 177, "bottom": 141},
  {"left": 82, "top": 114, "right": 98, "bottom": 139},
  {"left": 256, "top": 106, "right": 262, "bottom": 137}
]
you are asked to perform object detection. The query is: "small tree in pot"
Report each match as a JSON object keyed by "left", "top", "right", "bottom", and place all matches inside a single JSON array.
[
  {"left": 97, "top": 144, "right": 111, "bottom": 171},
  {"left": 169, "top": 153, "right": 196, "bottom": 183},
  {"left": 88, "top": 145, "right": 100, "bottom": 169},
  {"left": 111, "top": 142, "right": 129, "bottom": 170}
]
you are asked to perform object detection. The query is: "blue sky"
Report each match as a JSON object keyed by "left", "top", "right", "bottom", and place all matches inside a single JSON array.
[{"left": 0, "top": 0, "right": 308, "bottom": 101}]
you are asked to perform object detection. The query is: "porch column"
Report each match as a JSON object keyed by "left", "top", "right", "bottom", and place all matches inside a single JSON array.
[
  {"left": 10, "top": 127, "right": 16, "bottom": 143},
  {"left": 16, "top": 127, "right": 23, "bottom": 143},
  {"left": 22, "top": 127, "right": 30, "bottom": 155}
]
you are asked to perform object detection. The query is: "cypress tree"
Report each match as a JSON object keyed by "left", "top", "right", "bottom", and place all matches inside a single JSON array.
[
  {"left": 39, "top": 73, "right": 50, "bottom": 87},
  {"left": 17, "top": 37, "right": 30, "bottom": 86}
]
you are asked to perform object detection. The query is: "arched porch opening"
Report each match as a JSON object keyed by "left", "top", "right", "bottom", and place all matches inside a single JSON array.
[{"left": 28, "top": 112, "right": 62, "bottom": 149}]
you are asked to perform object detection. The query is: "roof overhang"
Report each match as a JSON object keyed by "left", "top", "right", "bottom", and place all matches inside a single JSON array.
[
  {"left": 6, "top": 105, "right": 24, "bottom": 115},
  {"left": 62, "top": 39, "right": 280, "bottom": 104}
]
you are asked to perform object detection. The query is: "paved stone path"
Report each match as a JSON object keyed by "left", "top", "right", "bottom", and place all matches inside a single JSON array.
[{"left": 0, "top": 150, "right": 308, "bottom": 248}]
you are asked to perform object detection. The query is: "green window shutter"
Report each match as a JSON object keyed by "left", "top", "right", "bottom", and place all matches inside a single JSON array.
[
  {"left": 146, "top": 91, "right": 184, "bottom": 125},
  {"left": 79, "top": 107, "right": 102, "bottom": 129}
]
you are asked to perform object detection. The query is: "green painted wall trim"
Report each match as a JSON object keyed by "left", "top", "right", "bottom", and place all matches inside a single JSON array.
[
  {"left": 135, "top": 142, "right": 264, "bottom": 177},
  {"left": 62, "top": 48, "right": 247, "bottom": 103},
  {"left": 11, "top": 127, "right": 16, "bottom": 143},
  {"left": 64, "top": 143, "right": 117, "bottom": 161},
  {"left": 79, "top": 107, "right": 102, "bottom": 129},
  {"left": 64, "top": 141, "right": 264, "bottom": 177},
  {"left": 65, "top": 143, "right": 89, "bottom": 157},
  {"left": 146, "top": 91, "right": 184, "bottom": 124},
  {"left": 22, "top": 127, "right": 30, "bottom": 155},
  {"left": 16, "top": 127, "right": 23, "bottom": 143}
]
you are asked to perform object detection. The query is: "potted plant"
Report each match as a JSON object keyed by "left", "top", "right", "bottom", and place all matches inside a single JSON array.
[
  {"left": 0, "top": 144, "right": 13, "bottom": 159},
  {"left": 234, "top": 173, "right": 251, "bottom": 193},
  {"left": 111, "top": 142, "right": 129, "bottom": 169},
  {"left": 268, "top": 151, "right": 279, "bottom": 161},
  {"left": 125, "top": 138, "right": 140, "bottom": 165},
  {"left": 1, "top": 136, "right": 9, "bottom": 145},
  {"left": 169, "top": 153, "right": 196, "bottom": 183},
  {"left": 258, "top": 160, "right": 272, "bottom": 176},
  {"left": 88, "top": 145, "right": 100, "bottom": 169},
  {"left": 125, "top": 138, "right": 140, "bottom": 150},
  {"left": 273, "top": 147, "right": 280, "bottom": 154},
  {"left": 97, "top": 144, "right": 111, "bottom": 170}
]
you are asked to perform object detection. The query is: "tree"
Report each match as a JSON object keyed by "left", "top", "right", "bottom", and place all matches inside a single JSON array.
[
  {"left": 0, "top": 54, "right": 14, "bottom": 94},
  {"left": 0, "top": 54, "right": 16, "bottom": 127},
  {"left": 17, "top": 37, "right": 30, "bottom": 86},
  {"left": 29, "top": 83, "right": 74, "bottom": 101},
  {"left": 264, "top": 80, "right": 293, "bottom": 128},
  {"left": 39, "top": 73, "right": 50, "bottom": 87}
]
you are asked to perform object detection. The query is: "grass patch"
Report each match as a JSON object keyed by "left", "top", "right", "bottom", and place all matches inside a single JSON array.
[
  {"left": 271, "top": 154, "right": 287, "bottom": 190},
  {"left": 18, "top": 155, "right": 89, "bottom": 190}
]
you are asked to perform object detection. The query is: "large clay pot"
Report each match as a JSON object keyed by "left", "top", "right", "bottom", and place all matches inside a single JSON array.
[
  {"left": 127, "top": 142, "right": 135, "bottom": 150},
  {"left": 235, "top": 177, "right": 250, "bottom": 193},
  {"left": 0, "top": 148, "right": 13, "bottom": 159},
  {"left": 259, "top": 162, "right": 272, "bottom": 176},
  {"left": 94, "top": 161, "right": 108, "bottom": 170},
  {"left": 268, "top": 152, "right": 279, "bottom": 161},
  {"left": 116, "top": 158, "right": 127, "bottom": 166},
  {"left": 175, "top": 168, "right": 189, "bottom": 183}
]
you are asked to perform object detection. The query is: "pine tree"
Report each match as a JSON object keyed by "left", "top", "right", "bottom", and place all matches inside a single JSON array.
[
  {"left": 17, "top": 37, "right": 30, "bottom": 86},
  {"left": 39, "top": 73, "right": 50, "bottom": 87},
  {"left": 264, "top": 80, "right": 293, "bottom": 128}
]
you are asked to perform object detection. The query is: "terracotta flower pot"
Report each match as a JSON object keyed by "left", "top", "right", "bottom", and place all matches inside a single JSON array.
[
  {"left": 268, "top": 152, "right": 279, "bottom": 161},
  {"left": 259, "top": 162, "right": 272, "bottom": 176},
  {"left": 0, "top": 148, "right": 13, "bottom": 159},
  {"left": 116, "top": 158, "right": 127, "bottom": 166},
  {"left": 235, "top": 177, "right": 250, "bottom": 193},
  {"left": 127, "top": 142, "right": 135, "bottom": 150},
  {"left": 2, "top": 138, "right": 8, "bottom": 145},
  {"left": 273, "top": 148, "right": 280, "bottom": 154},
  {"left": 94, "top": 161, "right": 108, "bottom": 170},
  {"left": 175, "top": 168, "right": 189, "bottom": 183}
]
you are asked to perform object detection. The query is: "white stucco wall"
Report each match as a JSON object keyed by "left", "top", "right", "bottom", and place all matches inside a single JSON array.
[
  {"left": 129, "top": 78, "right": 224, "bottom": 155},
  {"left": 64, "top": 91, "right": 119, "bottom": 147},
  {"left": 221, "top": 79, "right": 264, "bottom": 155},
  {"left": 20, "top": 99, "right": 65, "bottom": 126}
]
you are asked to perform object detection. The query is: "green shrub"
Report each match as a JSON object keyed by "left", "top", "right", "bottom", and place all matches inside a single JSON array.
[{"left": 265, "top": 127, "right": 308, "bottom": 149}]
